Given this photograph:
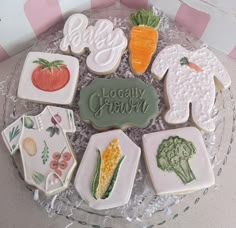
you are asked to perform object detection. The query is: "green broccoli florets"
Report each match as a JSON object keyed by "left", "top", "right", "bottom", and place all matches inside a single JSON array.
[{"left": 157, "top": 136, "right": 196, "bottom": 184}]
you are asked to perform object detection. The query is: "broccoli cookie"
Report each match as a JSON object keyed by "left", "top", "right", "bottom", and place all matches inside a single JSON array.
[{"left": 142, "top": 127, "right": 215, "bottom": 195}]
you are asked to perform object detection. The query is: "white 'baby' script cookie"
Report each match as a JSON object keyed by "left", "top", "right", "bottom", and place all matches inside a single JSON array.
[
  {"left": 60, "top": 13, "right": 128, "bottom": 74},
  {"left": 142, "top": 127, "right": 215, "bottom": 195},
  {"left": 74, "top": 130, "right": 141, "bottom": 210},
  {"left": 151, "top": 44, "right": 231, "bottom": 132}
]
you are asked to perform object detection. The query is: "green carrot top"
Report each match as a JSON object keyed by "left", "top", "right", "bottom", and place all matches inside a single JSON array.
[
  {"left": 180, "top": 57, "right": 190, "bottom": 66},
  {"left": 129, "top": 9, "right": 160, "bottom": 28}
]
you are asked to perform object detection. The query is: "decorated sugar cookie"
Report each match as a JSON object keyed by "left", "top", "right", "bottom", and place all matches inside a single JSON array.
[
  {"left": 17, "top": 52, "right": 79, "bottom": 105},
  {"left": 78, "top": 78, "right": 159, "bottom": 130},
  {"left": 2, "top": 106, "right": 77, "bottom": 195},
  {"left": 74, "top": 130, "right": 141, "bottom": 210},
  {"left": 60, "top": 14, "right": 127, "bottom": 75},
  {"left": 151, "top": 44, "right": 231, "bottom": 132},
  {"left": 129, "top": 9, "right": 160, "bottom": 75},
  {"left": 92, "top": 139, "right": 125, "bottom": 200},
  {"left": 142, "top": 127, "right": 215, "bottom": 195}
]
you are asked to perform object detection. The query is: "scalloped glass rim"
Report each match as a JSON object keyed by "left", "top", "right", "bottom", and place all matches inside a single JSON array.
[{"left": 1, "top": 6, "right": 235, "bottom": 227}]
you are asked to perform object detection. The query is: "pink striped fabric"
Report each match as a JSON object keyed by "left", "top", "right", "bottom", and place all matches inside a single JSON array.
[
  {"left": 0, "top": 1, "right": 235, "bottom": 62},
  {"left": 229, "top": 47, "right": 236, "bottom": 59},
  {"left": 24, "top": 0, "right": 64, "bottom": 37},
  {"left": 175, "top": 3, "right": 210, "bottom": 39},
  {"left": 0, "top": 45, "right": 9, "bottom": 62},
  {"left": 91, "top": 0, "right": 116, "bottom": 8},
  {"left": 120, "top": 0, "right": 148, "bottom": 9}
]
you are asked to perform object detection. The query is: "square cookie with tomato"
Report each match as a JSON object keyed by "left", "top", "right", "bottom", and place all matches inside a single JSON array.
[
  {"left": 17, "top": 52, "right": 79, "bottom": 105},
  {"left": 142, "top": 127, "right": 215, "bottom": 195}
]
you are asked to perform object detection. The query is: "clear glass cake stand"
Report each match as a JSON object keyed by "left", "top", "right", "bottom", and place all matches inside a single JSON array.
[{"left": 1, "top": 5, "right": 235, "bottom": 228}]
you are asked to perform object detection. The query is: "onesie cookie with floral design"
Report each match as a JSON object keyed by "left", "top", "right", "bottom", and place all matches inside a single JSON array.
[
  {"left": 151, "top": 44, "right": 231, "bottom": 132},
  {"left": 2, "top": 106, "right": 77, "bottom": 196},
  {"left": 60, "top": 13, "right": 127, "bottom": 75},
  {"left": 17, "top": 52, "right": 79, "bottom": 105}
]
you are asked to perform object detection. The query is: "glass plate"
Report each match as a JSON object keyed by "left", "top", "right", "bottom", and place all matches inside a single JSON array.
[{"left": 1, "top": 5, "right": 235, "bottom": 227}]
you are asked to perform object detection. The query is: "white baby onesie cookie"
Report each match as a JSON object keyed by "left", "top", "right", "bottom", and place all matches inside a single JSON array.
[
  {"left": 17, "top": 52, "right": 79, "bottom": 105},
  {"left": 60, "top": 13, "right": 128, "bottom": 75},
  {"left": 2, "top": 106, "right": 77, "bottom": 196},
  {"left": 151, "top": 44, "right": 231, "bottom": 132},
  {"left": 74, "top": 130, "right": 141, "bottom": 210},
  {"left": 142, "top": 127, "right": 215, "bottom": 195}
]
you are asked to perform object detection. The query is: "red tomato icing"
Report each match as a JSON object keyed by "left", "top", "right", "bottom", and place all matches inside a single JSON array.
[{"left": 32, "top": 65, "right": 70, "bottom": 92}]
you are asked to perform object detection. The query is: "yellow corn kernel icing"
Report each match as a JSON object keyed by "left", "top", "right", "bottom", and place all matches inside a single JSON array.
[{"left": 95, "top": 138, "right": 123, "bottom": 199}]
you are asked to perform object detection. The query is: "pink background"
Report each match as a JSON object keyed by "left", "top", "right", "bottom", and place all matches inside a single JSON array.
[{"left": 0, "top": 0, "right": 235, "bottom": 61}]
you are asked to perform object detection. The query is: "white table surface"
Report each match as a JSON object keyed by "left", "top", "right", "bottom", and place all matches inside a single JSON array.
[{"left": 0, "top": 50, "right": 236, "bottom": 228}]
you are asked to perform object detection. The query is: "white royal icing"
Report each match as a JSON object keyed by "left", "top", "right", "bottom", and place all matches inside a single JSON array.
[
  {"left": 60, "top": 14, "right": 128, "bottom": 74},
  {"left": 142, "top": 127, "right": 215, "bottom": 195},
  {"left": 1, "top": 106, "right": 77, "bottom": 196},
  {"left": 17, "top": 52, "right": 79, "bottom": 105},
  {"left": 151, "top": 44, "right": 231, "bottom": 132},
  {"left": 74, "top": 130, "right": 141, "bottom": 210}
]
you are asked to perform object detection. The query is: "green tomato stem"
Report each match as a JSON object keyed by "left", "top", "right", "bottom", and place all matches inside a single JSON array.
[{"left": 33, "top": 58, "right": 66, "bottom": 72}]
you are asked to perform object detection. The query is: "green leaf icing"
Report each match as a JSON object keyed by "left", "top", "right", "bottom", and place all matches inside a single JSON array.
[
  {"left": 157, "top": 136, "right": 196, "bottom": 184},
  {"left": 69, "top": 112, "right": 73, "bottom": 121},
  {"left": 101, "top": 156, "right": 125, "bottom": 199},
  {"left": 11, "top": 144, "right": 16, "bottom": 151},
  {"left": 67, "top": 111, "right": 73, "bottom": 125},
  {"left": 23, "top": 117, "right": 34, "bottom": 129},
  {"left": 129, "top": 9, "right": 160, "bottom": 28},
  {"left": 55, "top": 127, "right": 60, "bottom": 135},
  {"left": 9, "top": 125, "right": 20, "bottom": 142},
  {"left": 33, "top": 58, "right": 66, "bottom": 72},
  {"left": 32, "top": 171, "right": 45, "bottom": 185},
  {"left": 79, "top": 78, "right": 159, "bottom": 130},
  {"left": 180, "top": 57, "right": 189, "bottom": 66},
  {"left": 91, "top": 150, "right": 102, "bottom": 199},
  {"left": 46, "top": 126, "right": 60, "bottom": 137},
  {"left": 41, "top": 140, "right": 49, "bottom": 165}
]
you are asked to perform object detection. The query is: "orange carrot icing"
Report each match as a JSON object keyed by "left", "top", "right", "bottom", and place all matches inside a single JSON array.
[{"left": 129, "top": 26, "right": 158, "bottom": 74}]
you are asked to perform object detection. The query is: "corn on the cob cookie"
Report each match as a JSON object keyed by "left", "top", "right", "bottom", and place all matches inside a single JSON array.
[
  {"left": 92, "top": 139, "right": 125, "bottom": 199},
  {"left": 74, "top": 129, "right": 141, "bottom": 210}
]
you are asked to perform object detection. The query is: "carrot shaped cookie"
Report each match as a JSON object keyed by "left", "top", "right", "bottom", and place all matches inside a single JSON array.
[{"left": 129, "top": 9, "right": 160, "bottom": 75}]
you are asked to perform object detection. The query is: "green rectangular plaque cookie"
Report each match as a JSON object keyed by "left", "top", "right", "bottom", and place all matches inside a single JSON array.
[{"left": 78, "top": 78, "right": 159, "bottom": 130}]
